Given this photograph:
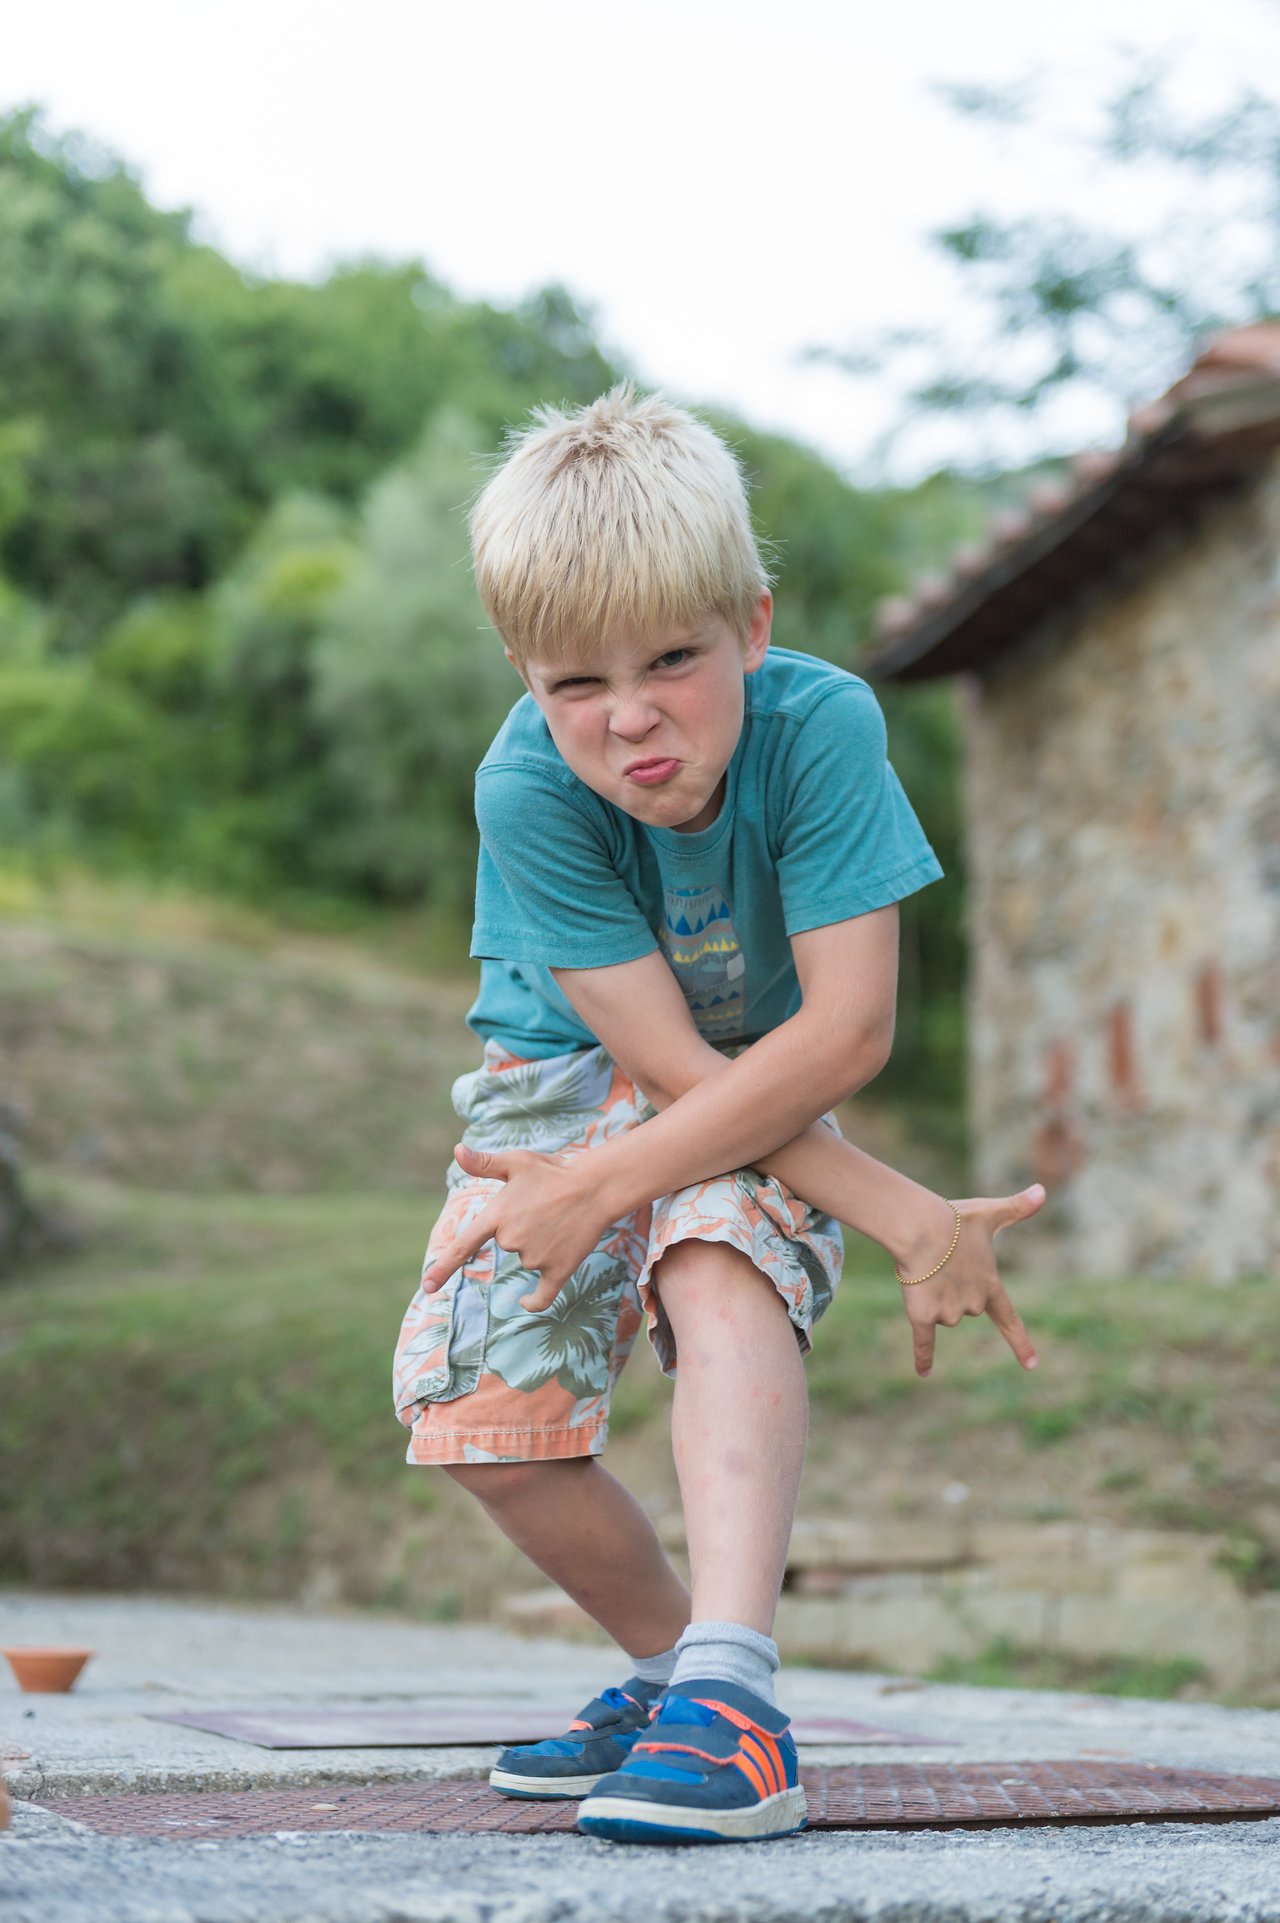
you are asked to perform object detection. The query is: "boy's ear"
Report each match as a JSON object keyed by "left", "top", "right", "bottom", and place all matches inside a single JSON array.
[
  {"left": 503, "top": 646, "right": 531, "bottom": 689},
  {"left": 743, "top": 591, "right": 773, "bottom": 674}
]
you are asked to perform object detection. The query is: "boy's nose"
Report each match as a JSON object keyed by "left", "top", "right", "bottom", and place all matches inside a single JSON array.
[{"left": 608, "top": 699, "right": 662, "bottom": 740}]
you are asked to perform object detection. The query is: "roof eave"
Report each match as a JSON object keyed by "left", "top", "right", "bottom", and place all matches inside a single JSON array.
[{"left": 862, "top": 379, "right": 1280, "bottom": 684}]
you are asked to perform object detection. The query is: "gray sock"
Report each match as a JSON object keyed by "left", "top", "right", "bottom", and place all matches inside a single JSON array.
[
  {"left": 629, "top": 1643, "right": 679, "bottom": 1690},
  {"left": 669, "top": 1619, "right": 780, "bottom": 1707}
]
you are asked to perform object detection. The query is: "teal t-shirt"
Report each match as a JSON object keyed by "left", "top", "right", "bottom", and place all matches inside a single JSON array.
[{"left": 466, "top": 646, "right": 944, "bottom": 1057}]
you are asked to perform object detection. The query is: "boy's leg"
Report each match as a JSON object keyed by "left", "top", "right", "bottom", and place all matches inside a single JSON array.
[
  {"left": 652, "top": 1235, "right": 808, "bottom": 1635},
  {"left": 574, "top": 1239, "right": 811, "bottom": 1842},
  {"left": 443, "top": 1457, "right": 690, "bottom": 1659},
  {"left": 446, "top": 1459, "right": 691, "bottom": 1802}
]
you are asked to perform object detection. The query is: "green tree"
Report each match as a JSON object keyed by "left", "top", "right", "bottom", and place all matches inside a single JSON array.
[
  {"left": 203, "top": 493, "right": 357, "bottom": 890},
  {"left": 709, "top": 414, "right": 904, "bottom": 660},
  {"left": 311, "top": 410, "right": 517, "bottom": 910},
  {"left": 0, "top": 108, "right": 621, "bottom": 642},
  {"left": 0, "top": 112, "right": 246, "bottom": 635}
]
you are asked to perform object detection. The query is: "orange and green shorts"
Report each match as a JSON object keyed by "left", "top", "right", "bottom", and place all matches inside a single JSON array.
[{"left": 391, "top": 1040, "right": 844, "bottom": 1466}]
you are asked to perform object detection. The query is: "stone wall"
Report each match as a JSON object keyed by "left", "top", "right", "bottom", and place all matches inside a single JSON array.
[
  {"left": 771, "top": 1519, "right": 1276, "bottom": 1697},
  {"left": 504, "top": 1516, "right": 1279, "bottom": 1698},
  {"left": 961, "top": 457, "right": 1280, "bottom": 1279}
]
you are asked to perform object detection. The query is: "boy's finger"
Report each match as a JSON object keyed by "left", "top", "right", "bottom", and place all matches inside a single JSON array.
[
  {"left": 992, "top": 1184, "right": 1047, "bottom": 1234},
  {"left": 421, "top": 1258, "right": 456, "bottom": 1295},
  {"left": 421, "top": 1210, "right": 496, "bottom": 1292},
  {"left": 911, "top": 1319, "right": 936, "bottom": 1377},
  {"left": 453, "top": 1143, "right": 511, "bottom": 1182},
  {"left": 986, "top": 1290, "right": 1039, "bottom": 1369},
  {"left": 422, "top": 1248, "right": 467, "bottom": 1293},
  {"left": 518, "top": 1269, "right": 567, "bottom": 1313}
]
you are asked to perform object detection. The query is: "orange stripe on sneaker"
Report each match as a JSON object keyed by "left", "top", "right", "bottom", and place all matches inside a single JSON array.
[
  {"left": 741, "top": 1732, "right": 780, "bottom": 1795},
  {"left": 732, "top": 1752, "right": 771, "bottom": 1800},
  {"left": 759, "top": 1730, "right": 788, "bottom": 1791},
  {"left": 692, "top": 1698, "right": 787, "bottom": 1793}
]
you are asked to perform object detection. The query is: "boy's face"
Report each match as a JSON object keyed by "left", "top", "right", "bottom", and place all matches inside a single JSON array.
[{"left": 510, "top": 594, "right": 772, "bottom": 834}]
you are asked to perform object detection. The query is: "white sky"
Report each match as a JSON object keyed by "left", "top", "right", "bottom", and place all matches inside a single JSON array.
[{"left": 7, "top": 0, "right": 1280, "bottom": 482}]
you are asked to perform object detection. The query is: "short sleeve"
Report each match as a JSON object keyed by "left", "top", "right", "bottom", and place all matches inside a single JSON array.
[
  {"left": 775, "top": 684, "right": 944, "bottom": 935},
  {"left": 470, "top": 762, "right": 659, "bottom": 968}
]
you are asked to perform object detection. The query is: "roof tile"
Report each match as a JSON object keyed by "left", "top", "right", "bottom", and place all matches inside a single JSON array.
[{"left": 867, "top": 321, "right": 1280, "bottom": 678}]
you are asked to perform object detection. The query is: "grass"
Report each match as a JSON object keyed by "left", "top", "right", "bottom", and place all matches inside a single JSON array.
[
  {"left": 0, "top": 855, "right": 474, "bottom": 975},
  {"left": 0, "top": 1180, "right": 447, "bottom": 1595},
  {"left": 804, "top": 1249, "right": 1277, "bottom": 1457},
  {"left": 0, "top": 898, "right": 480, "bottom": 1198},
  {"left": 5, "top": 1168, "right": 1278, "bottom": 1615},
  {"left": 926, "top": 1636, "right": 1207, "bottom": 1701}
]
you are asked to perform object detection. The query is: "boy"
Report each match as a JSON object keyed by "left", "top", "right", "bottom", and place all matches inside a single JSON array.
[{"left": 393, "top": 385, "right": 1043, "bottom": 1846}]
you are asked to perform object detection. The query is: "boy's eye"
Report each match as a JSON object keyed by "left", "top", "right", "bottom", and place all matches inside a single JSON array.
[{"left": 549, "top": 648, "right": 693, "bottom": 693}]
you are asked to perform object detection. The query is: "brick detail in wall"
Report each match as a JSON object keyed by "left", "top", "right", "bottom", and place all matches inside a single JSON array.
[
  {"left": 1107, "top": 1001, "right": 1140, "bottom": 1108},
  {"left": 1032, "top": 1038, "right": 1086, "bottom": 1188},
  {"left": 1195, "top": 960, "right": 1223, "bottom": 1046},
  {"left": 1044, "top": 1038, "right": 1074, "bottom": 1103}
]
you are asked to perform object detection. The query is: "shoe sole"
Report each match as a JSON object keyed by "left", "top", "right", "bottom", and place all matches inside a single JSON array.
[
  {"left": 489, "top": 1767, "right": 604, "bottom": 1799},
  {"left": 576, "top": 1784, "right": 807, "bottom": 1844}
]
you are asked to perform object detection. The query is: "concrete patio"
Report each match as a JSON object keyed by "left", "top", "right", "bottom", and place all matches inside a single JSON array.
[{"left": 2, "top": 1587, "right": 1278, "bottom": 1922}]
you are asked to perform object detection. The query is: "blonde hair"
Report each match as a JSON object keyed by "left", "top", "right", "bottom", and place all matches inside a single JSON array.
[{"left": 468, "top": 383, "right": 772, "bottom": 668}]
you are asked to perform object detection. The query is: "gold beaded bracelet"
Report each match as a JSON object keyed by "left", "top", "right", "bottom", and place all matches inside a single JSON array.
[{"left": 895, "top": 1201, "right": 962, "bottom": 1286}]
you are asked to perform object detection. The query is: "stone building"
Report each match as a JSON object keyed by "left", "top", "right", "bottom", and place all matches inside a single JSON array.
[{"left": 865, "top": 324, "right": 1280, "bottom": 1281}]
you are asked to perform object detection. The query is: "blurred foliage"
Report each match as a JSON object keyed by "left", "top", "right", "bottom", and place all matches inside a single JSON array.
[
  {"left": 0, "top": 109, "right": 616, "bottom": 637},
  {"left": 0, "top": 105, "right": 1004, "bottom": 1106},
  {"left": 311, "top": 411, "right": 518, "bottom": 910}
]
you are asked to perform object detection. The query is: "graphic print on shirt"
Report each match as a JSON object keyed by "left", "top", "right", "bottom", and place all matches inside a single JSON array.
[{"left": 659, "top": 883, "right": 745, "bottom": 1039}]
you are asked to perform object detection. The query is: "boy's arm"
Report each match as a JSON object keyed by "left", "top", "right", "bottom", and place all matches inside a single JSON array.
[
  {"left": 545, "top": 907, "right": 914, "bottom": 1219},
  {"left": 430, "top": 915, "right": 895, "bottom": 1292},
  {"left": 544, "top": 923, "right": 951, "bottom": 1272},
  {"left": 424, "top": 916, "right": 1043, "bottom": 1374}
]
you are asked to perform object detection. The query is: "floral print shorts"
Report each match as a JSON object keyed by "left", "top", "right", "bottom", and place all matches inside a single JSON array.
[{"left": 392, "top": 1040, "right": 844, "bottom": 1465}]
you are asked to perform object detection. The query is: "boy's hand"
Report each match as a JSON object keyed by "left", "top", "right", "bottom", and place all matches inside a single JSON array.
[
  {"left": 899, "top": 1186, "right": 1045, "bottom": 1377},
  {"left": 421, "top": 1142, "right": 613, "bottom": 1311}
]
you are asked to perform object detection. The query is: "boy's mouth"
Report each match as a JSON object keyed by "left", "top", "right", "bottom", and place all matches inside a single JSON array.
[{"left": 624, "top": 757, "right": 681, "bottom": 786}]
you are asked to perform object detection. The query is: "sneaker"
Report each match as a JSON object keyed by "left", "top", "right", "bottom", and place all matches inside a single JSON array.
[
  {"left": 576, "top": 1678, "right": 807, "bottom": 1844},
  {"left": 488, "top": 1676, "right": 664, "bottom": 1800}
]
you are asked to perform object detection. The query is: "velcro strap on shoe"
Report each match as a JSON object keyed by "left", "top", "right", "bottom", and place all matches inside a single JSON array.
[
  {"left": 635, "top": 1721, "right": 741, "bottom": 1760},
  {"left": 573, "top": 1694, "right": 627, "bottom": 1730}
]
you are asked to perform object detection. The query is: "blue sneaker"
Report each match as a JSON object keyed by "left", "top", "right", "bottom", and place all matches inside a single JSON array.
[
  {"left": 576, "top": 1678, "right": 807, "bottom": 1844},
  {"left": 489, "top": 1676, "right": 663, "bottom": 1800}
]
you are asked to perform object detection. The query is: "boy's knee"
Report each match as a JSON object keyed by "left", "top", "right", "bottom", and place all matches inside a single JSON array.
[
  {"left": 652, "top": 1235, "right": 767, "bottom": 1299},
  {"left": 651, "top": 1237, "right": 784, "bottom": 1343}
]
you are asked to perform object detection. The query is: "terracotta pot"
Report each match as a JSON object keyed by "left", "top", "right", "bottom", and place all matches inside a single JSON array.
[{"left": 1, "top": 1646, "right": 94, "bottom": 1693}]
